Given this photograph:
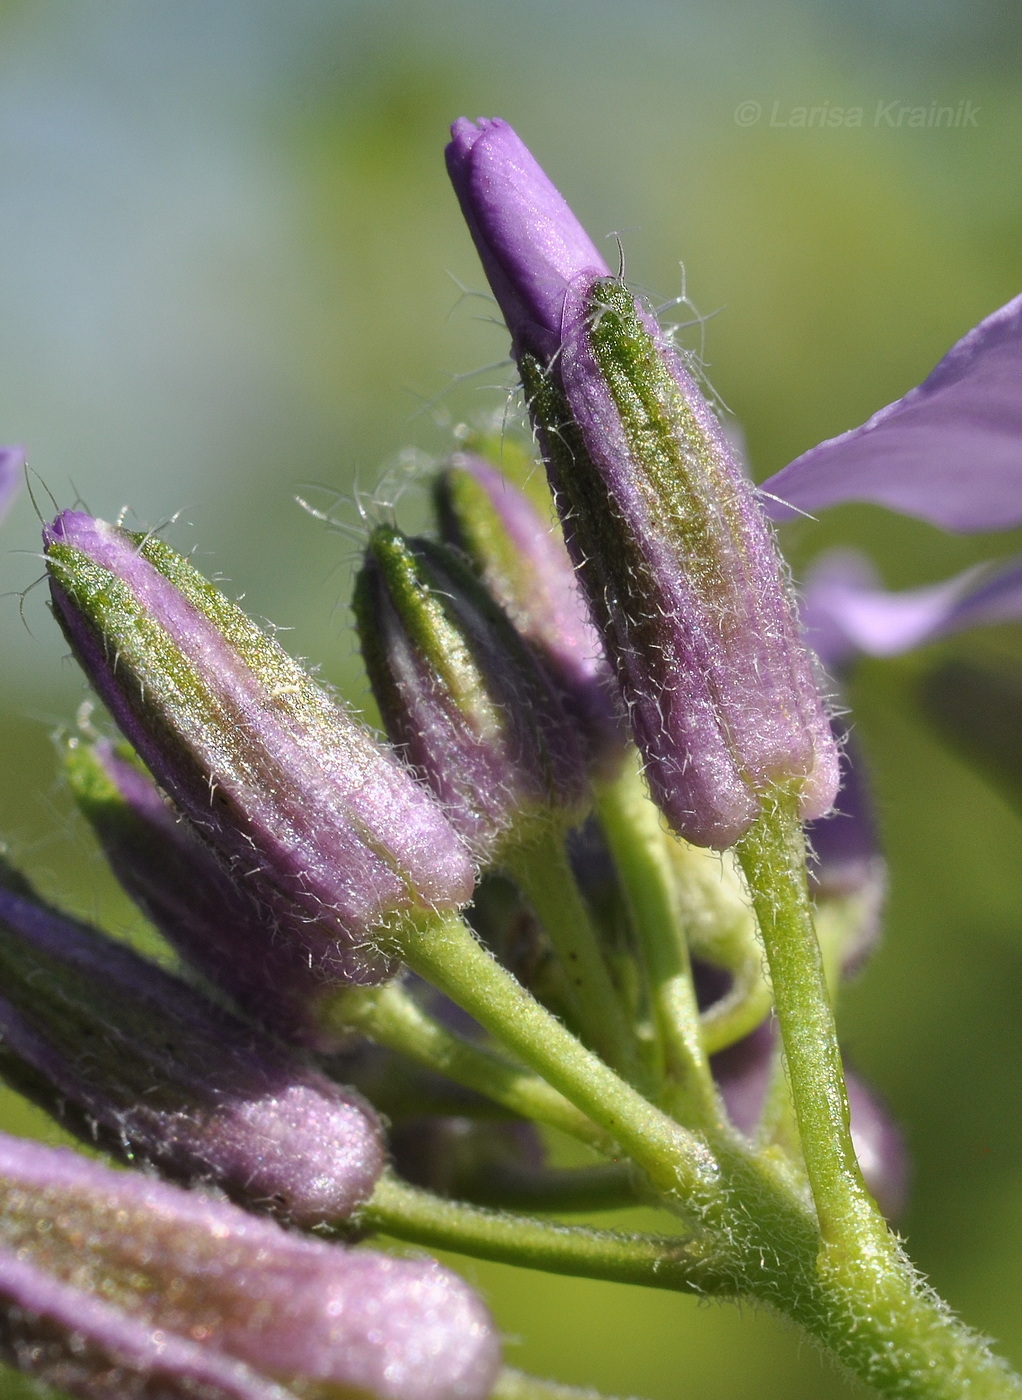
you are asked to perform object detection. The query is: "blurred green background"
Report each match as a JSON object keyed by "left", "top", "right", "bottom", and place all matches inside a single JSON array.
[{"left": 2, "top": 2, "right": 1022, "bottom": 1396}]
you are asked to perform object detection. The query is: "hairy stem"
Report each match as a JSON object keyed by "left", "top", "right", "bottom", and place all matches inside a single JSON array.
[
  {"left": 735, "top": 787, "right": 876, "bottom": 1247},
  {"left": 361, "top": 1173, "right": 720, "bottom": 1291},
  {"left": 595, "top": 760, "right": 718, "bottom": 1124},
  {"left": 393, "top": 913, "right": 720, "bottom": 1204},
  {"left": 321, "top": 980, "right": 610, "bottom": 1152},
  {"left": 504, "top": 829, "right": 646, "bottom": 1088}
]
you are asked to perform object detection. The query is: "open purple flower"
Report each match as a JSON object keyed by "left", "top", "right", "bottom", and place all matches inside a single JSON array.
[
  {"left": 760, "top": 294, "right": 1022, "bottom": 534},
  {"left": 802, "top": 548, "right": 1022, "bottom": 672}
]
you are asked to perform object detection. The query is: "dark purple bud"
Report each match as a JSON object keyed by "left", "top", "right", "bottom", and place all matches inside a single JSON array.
[
  {"left": 712, "top": 1023, "right": 907, "bottom": 1219},
  {"left": 446, "top": 120, "right": 838, "bottom": 848},
  {"left": 0, "top": 872, "right": 384, "bottom": 1225},
  {"left": 67, "top": 736, "right": 335, "bottom": 1047},
  {"left": 0, "top": 1134, "right": 501, "bottom": 1400},
  {"left": 435, "top": 453, "right": 626, "bottom": 771},
  {"left": 0, "top": 444, "right": 24, "bottom": 526},
  {"left": 446, "top": 117, "right": 609, "bottom": 364},
  {"left": 44, "top": 513, "right": 475, "bottom": 985},
  {"left": 354, "top": 525, "right": 587, "bottom": 857}
]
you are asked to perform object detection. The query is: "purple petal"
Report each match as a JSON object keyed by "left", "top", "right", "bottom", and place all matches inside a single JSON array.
[
  {"left": 0, "top": 445, "right": 24, "bottom": 525},
  {"left": 0, "top": 1134, "right": 502, "bottom": 1400},
  {"left": 446, "top": 118, "right": 609, "bottom": 363},
  {"left": 802, "top": 547, "right": 1022, "bottom": 668},
  {"left": 761, "top": 295, "right": 1022, "bottom": 531}
]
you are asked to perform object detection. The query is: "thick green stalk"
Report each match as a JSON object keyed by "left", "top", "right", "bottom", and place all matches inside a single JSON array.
[
  {"left": 594, "top": 759, "right": 718, "bottom": 1123},
  {"left": 391, "top": 912, "right": 720, "bottom": 1204},
  {"left": 504, "top": 828, "right": 646, "bottom": 1088},
  {"left": 361, "top": 1173, "right": 721, "bottom": 1291},
  {"left": 735, "top": 787, "right": 877, "bottom": 1247},
  {"left": 321, "top": 980, "right": 610, "bottom": 1152}
]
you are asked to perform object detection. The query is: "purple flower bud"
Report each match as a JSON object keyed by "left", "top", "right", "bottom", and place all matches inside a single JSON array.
[
  {"left": 446, "top": 118, "right": 609, "bottom": 363},
  {"left": 0, "top": 872, "right": 384, "bottom": 1225},
  {"left": 435, "top": 453, "right": 626, "bottom": 771},
  {"left": 354, "top": 525, "right": 587, "bottom": 856},
  {"left": 0, "top": 1134, "right": 501, "bottom": 1400},
  {"left": 712, "top": 1022, "right": 907, "bottom": 1219},
  {"left": 446, "top": 120, "right": 838, "bottom": 848},
  {"left": 0, "top": 444, "right": 24, "bottom": 526},
  {"left": 67, "top": 736, "right": 335, "bottom": 1047},
  {"left": 44, "top": 513, "right": 475, "bottom": 984}
]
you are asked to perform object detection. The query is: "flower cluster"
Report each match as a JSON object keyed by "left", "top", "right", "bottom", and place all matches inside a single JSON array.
[{"left": 0, "top": 119, "right": 1021, "bottom": 1400}]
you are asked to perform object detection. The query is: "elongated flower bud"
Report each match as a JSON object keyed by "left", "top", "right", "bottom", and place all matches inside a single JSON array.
[
  {"left": 67, "top": 736, "right": 334, "bottom": 1046},
  {"left": 435, "top": 452, "right": 625, "bottom": 770},
  {"left": 0, "top": 1134, "right": 501, "bottom": 1400},
  {"left": 44, "top": 513, "right": 475, "bottom": 984},
  {"left": 354, "top": 525, "right": 587, "bottom": 856},
  {"left": 447, "top": 118, "right": 838, "bottom": 849},
  {"left": 0, "top": 869, "right": 384, "bottom": 1225}
]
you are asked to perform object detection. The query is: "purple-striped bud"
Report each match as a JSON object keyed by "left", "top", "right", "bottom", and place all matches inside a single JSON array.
[
  {"left": 354, "top": 526, "right": 587, "bottom": 856},
  {"left": 0, "top": 871, "right": 384, "bottom": 1225},
  {"left": 0, "top": 1134, "right": 501, "bottom": 1400},
  {"left": 435, "top": 453, "right": 626, "bottom": 771},
  {"left": 446, "top": 119, "right": 839, "bottom": 849},
  {"left": 67, "top": 736, "right": 336, "bottom": 1046},
  {"left": 44, "top": 513, "right": 475, "bottom": 984}
]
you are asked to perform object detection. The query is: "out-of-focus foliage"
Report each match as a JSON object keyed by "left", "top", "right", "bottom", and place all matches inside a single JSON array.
[{"left": 1, "top": 3, "right": 1021, "bottom": 1396}]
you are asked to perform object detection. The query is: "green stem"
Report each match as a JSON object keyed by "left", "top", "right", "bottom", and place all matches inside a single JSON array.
[
  {"left": 320, "top": 980, "right": 609, "bottom": 1152},
  {"left": 595, "top": 760, "right": 718, "bottom": 1124},
  {"left": 504, "top": 828, "right": 645, "bottom": 1088},
  {"left": 360, "top": 1173, "right": 720, "bottom": 1292},
  {"left": 392, "top": 913, "right": 720, "bottom": 1204},
  {"left": 735, "top": 787, "right": 877, "bottom": 1248}
]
